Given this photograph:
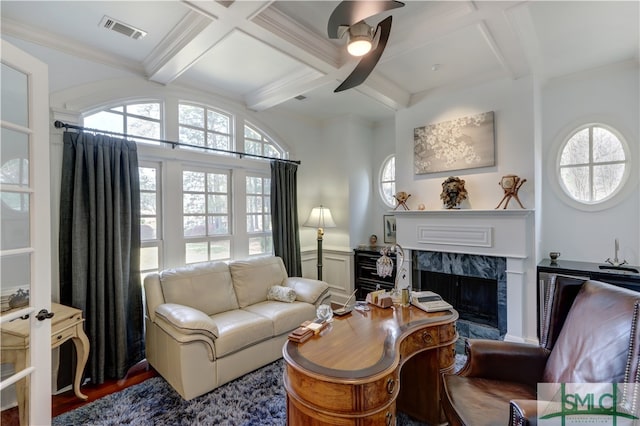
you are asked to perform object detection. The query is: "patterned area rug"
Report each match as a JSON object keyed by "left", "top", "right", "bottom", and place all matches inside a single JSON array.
[{"left": 53, "top": 355, "right": 467, "bottom": 425}]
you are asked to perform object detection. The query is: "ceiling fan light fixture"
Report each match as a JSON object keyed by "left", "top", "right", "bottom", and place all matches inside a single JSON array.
[{"left": 347, "top": 21, "right": 374, "bottom": 57}]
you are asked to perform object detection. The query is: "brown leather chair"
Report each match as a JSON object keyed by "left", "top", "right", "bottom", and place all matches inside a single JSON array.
[{"left": 442, "top": 277, "right": 640, "bottom": 426}]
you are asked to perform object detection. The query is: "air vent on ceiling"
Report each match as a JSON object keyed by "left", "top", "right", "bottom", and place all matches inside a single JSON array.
[
  {"left": 99, "top": 15, "right": 147, "bottom": 40},
  {"left": 294, "top": 95, "right": 307, "bottom": 101}
]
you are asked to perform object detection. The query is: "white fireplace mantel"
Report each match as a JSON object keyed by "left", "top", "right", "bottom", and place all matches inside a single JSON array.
[{"left": 394, "top": 209, "right": 537, "bottom": 343}]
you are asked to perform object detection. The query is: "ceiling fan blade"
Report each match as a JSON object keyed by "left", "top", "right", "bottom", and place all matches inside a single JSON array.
[
  {"left": 327, "top": 0, "right": 404, "bottom": 39},
  {"left": 334, "top": 16, "right": 392, "bottom": 92}
]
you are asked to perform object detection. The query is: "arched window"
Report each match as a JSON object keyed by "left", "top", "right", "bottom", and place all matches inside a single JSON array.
[
  {"left": 178, "top": 102, "right": 233, "bottom": 153},
  {"left": 379, "top": 155, "right": 396, "bottom": 208},
  {"left": 556, "top": 124, "right": 630, "bottom": 207},
  {"left": 244, "top": 122, "right": 284, "bottom": 159}
]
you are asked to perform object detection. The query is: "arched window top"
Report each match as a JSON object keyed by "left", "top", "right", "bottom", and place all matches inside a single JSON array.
[
  {"left": 244, "top": 122, "right": 284, "bottom": 159},
  {"left": 83, "top": 100, "right": 162, "bottom": 144}
]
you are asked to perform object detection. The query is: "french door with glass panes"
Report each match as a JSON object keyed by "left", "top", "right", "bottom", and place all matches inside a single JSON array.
[{"left": 1, "top": 39, "right": 52, "bottom": 426}]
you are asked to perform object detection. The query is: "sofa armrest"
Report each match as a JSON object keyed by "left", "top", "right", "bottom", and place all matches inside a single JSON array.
[
  {"left": 509, "top": 399, "right": 538, "bottom": 426},
  {"left": 144, "top": 272, "right": 165, "bottom": 322},
  {"left": 155, "top": 303, "right": 219, "bottom": 340},
  {"left": 285, "top": 277, "right": 330, "bottom": 306},
  {"left": 458, "top": 339, "right": 549, "bottom": 388}
]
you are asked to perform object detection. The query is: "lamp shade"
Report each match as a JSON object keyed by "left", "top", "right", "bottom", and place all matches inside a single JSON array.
[
  {"left": 347, "top": 21, "right": 373, "bottom": 57},
  {"left": 304, "top": 205, "right": 336, "bottom": 229}
]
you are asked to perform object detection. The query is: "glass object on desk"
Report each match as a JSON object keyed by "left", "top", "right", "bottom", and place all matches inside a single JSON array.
[{"left": 316, "top": 304, "right": 333, "bottom": 322}]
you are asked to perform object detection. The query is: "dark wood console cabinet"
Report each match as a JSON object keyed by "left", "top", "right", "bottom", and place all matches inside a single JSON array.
[{"left": 353, "top": 247, "right": 396, "bottom": 301}]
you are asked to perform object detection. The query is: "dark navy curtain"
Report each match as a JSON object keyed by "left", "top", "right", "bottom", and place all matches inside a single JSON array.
[
  {"left": 59, "top": 131, "right": 144, "bottom": 384},
  {"left": 270, "top": 160, "right": 302, "bottom": 277}
]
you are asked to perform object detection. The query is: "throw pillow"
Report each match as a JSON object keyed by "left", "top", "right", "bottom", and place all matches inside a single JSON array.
[{"left": 267, "top": 285, "right": 296, "bottom": 303}]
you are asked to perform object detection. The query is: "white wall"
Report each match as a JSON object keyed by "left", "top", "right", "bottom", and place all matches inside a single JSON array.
[
  {"left": 371, "top": 118, "right": 397, "bottom": 241},
  {"left": 395, "top": 76, "right": 536, "bottom": 211},
  {"left": 541, "top": 61, "right": 640, "bottom": 265}
]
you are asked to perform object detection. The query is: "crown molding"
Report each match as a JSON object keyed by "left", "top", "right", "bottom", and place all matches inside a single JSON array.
[{"left": 0, "top": 18, "right": 144, "bottom": 75}]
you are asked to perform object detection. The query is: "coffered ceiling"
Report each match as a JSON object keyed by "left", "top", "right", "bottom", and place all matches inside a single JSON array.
[{"left": 1, "top": 1, "right": 638, "bottom": 122}]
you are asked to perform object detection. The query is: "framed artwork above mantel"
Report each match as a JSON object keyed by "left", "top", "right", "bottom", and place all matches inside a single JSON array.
[{"left": 414, "top": 111, "right": 495, "bottom": 174}]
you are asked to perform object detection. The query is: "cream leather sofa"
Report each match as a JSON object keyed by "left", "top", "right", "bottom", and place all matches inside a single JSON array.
[{"left": 144, "top": 256, "right": 330, "bottom": 400}]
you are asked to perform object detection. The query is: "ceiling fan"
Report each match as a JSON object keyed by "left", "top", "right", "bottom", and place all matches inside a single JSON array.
[{"left": 327, "top": 0, "right": 405, "bottom": 92}]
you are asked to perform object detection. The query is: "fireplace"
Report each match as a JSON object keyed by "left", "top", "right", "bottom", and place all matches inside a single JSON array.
[
  {"left": 394, "top": 210, "right": 536, "bottom": 343},
  {"left": 412, "top": 250, "right": 506, "bottom": 340}
]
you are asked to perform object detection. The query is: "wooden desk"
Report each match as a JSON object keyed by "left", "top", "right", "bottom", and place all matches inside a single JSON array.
[
  {"left": 283, "top": 304, "right": 458, "bottom": 425},
  {"left": 1, "top": 303, "right": 90, "bottom": 426}
]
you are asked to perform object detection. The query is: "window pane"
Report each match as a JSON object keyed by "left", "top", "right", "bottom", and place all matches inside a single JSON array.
[
  {"left": 1, "top": 64, "right": 28, "bottom": 127},
  {"left": 140, "top": 193, "right": 156, "bottom": 215},
  {"left": 249, "top": 236, "right": 267, "bottom": 255},
  {"left": 265, "top": 214, "right": 272, "bottom": 231},
  {"left": 244, "top": 126, "right": 261, "bottom": 139},
  {"left": 128, "top": 116, "right": 160, "bottom": 140},
  {"left": 84, "top": 111, "right": 124, "bottom": 133},
  {"left": 1, "top": 253, "right": 30, "bottom": 289},
  {"left": 1, "top": 192, "right": 29, "bottom": 250},
  {"left": 184, "top": 194, "right": 205, "bottom": 214},
  {"left": 264, "top": 199, "right": 271, "bottom": 214},
  {"left": 1, "top": 128, "right": 29, "bottom": 186},
  {"left": 183, "top": 171, "right": 205, "bottom": 191},
  {"left": 247, "top": 214, "right": 263, "bottom": 232},
  {"left": 382, "top": 182, "right": 395, "bottom": 205},
  {"left": 593, "top": 164, "right": 625, "bottom": 200},
  {"left": 141, "top": 217, "right": 157, "bottom": 240},
  {"left": 185, "top": 242, "right": 208, "bottom": 264},
  {"left": 140, "top": 246, "right": 159, "bottom": 271},
  {"left": 593, "top": 127, "right": 625, "bottom": 162},
  {"left": 184, "top": 216, "right": 206, "bottom": 236},
  {"left": 139, "top": 167, "right": 156, "bottom": 191},
  {"left": 207, "top": 195, "right": 228, "bottom": 214},
  {"left": 245, "top": 140, "right": 261, "bottom": 155},
  {"left": 179, "top": 104, "right": 204, "bottom": 127},
  {"left": 127, "top": 103, "right": 160, "bottom": 119},
  {"left": 210, "top": 133, "right": 231, "bottom": 151},
  {"left": 207, "top": 216, "right": 229, "bottom": 235},
  {"left": 264, "top": 182, "right": 271, "bottom": 195},
  {"left": 560, "top": 129, "right": 589, "bottom": 165},
  {"left": 560, "top": 166, "right": 590, "bottom": 201},
  {"left": 246, "top": 177, "right": 261, "bottom": 194},
  {"left": 382, "top": 157, "right": 395, "bottom": 181},
  {"left": 210, "top": 240, "right": 230, "bottom": 260},
  {"left": 180, "top": 127, "right": 205, "bottom": 146},
  {"left": 208, "top": 111, "right": 229, "bottom": 133},
  {"left": 264, "top": 144, "right": 280, "bottom": 158},
  {"left": 207, "top": 173, "right": 227, "bottom": 192},
  {"left": 247, "top": 196, "right": 262, "bottom": 213}
]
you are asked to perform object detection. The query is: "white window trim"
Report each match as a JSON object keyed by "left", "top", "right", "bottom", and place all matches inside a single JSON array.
[{"left": 548, "top": 119, "right": 637, "bottom": 212}]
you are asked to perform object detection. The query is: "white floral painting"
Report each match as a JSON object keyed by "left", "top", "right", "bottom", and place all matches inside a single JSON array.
[{"left": 414, "top": 111, "right": 495, "bottom": 174}]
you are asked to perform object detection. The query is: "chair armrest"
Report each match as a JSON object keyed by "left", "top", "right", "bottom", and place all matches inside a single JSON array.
[
  {"left": 458, "top": 339, "right": 549, "bottom": 387},
  {"left": 155, "top": 303, "right": 219, "bottom": 340},
  {"left": 509, "top": 399, "right": 538, "bottom": 426},
  {"left": 285, "top": 277, "right": 330, "bottom": 305}
]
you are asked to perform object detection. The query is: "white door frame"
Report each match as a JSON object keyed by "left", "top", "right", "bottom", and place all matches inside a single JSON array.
[{"left": 0, "top": 38, "right": 52, "bottom": 426}]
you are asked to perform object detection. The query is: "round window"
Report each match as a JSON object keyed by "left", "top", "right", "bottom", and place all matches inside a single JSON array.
[
  {"left": 556, "top": 124, "right": 630, "bottom": 207},
  {"left": 379, "top": 155, "right": 396, "bottom": 208}
]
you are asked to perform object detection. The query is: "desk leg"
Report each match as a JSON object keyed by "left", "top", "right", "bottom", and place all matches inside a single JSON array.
[
  {"left": 9, "top": 349, "right": 28, "bottom": 426},
  {"left": 71, "top": 326, "right": 90, "bottom": 400}
]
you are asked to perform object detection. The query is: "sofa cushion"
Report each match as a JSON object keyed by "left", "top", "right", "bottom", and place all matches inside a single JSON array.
[
  {"left": 230, "top": 256, "right": 288, "bottom": 308},
  {"left": 160, "top": 261, "right": 238, "bottom": 316},
  {"left": 211, "top": 309, "right": 273, "bottom": 357},
  {"left": 543, "top": 280, "right": 640, "bottom": 384},
  {"left": 267, "top": 285, "right": 296, "bottom": 303},
  {"left": 243, "top": 301, "right": 316, "bottom": 335}
]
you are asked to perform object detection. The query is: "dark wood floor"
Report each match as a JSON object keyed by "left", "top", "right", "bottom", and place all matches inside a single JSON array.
[{"left": 1, "top": 360, "right": 157, "bottom": 426}]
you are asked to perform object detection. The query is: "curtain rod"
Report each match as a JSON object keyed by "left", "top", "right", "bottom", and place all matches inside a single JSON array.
[{"left": 53, "top": 120, "right": 301, "bottom": 165}]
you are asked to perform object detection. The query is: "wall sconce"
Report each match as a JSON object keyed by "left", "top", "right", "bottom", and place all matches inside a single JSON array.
[{"left": 304, "top": 205, "right": 336, "bottom": 280}]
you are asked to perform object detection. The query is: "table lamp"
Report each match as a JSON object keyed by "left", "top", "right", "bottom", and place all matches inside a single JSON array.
[{"left": 304, "top": 205, "right": 336, "bottom": 280}]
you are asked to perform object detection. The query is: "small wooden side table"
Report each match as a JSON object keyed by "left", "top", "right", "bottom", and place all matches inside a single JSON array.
[{"left": 1, "top": 303, "right": 90, "bottom": 426}]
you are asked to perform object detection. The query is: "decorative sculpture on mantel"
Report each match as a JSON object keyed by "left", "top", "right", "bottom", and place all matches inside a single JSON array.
[
  {"left": 440, "top": 176, "right": 467, "bottom": 209},
  {"left": 495, "top": 174, "right": 526, "bottom": 209},
  {"left": 393, "top": 191, "right": 411, "bottom": 210}
]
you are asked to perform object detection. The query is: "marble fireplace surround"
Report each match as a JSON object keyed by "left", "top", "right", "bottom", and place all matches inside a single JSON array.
[{"left": 394, "top": 210, "right": 536, "bottom": 343}]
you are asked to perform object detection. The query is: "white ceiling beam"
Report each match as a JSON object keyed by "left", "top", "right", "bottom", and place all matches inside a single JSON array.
[
  {"left": 245, "top": 69, "right": 328, "bottom": 111},
  {"left": 144, "top": 1, "right": 274, "bottom": 85}
]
